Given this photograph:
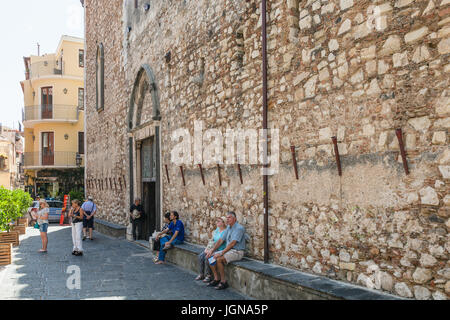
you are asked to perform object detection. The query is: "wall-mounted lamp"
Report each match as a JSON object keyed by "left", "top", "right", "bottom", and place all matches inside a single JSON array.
[
  {"left": 32, "top": 91, "right": 35, "bottom": 98},
  {"left": 144, "top": 3, "right": 150, "bottom": 11},
  {"left": 64, "top": 134, "right": 69, "bottom": 140},
  {"left": 63, "top": 88, "right": 68, "bottom": 94},
  {"left": 32, "top": 135, "right": 35, "bottom": 142},
  {"left": 127, "top": 26, "right": 132, "bottom": 33}
]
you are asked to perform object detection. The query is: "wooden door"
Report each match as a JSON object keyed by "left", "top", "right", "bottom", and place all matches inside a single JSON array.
[
  {"left": 41, "top": 87, "right": 53, "bottom": 119},
  {"left": 42, "top": 132, "right": 54, "bottom": 165}
]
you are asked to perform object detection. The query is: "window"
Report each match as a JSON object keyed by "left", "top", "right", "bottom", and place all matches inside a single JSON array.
[
  {"left": 96, "top": 44, "right": 104, "bottom": 111},
  {"left": 78, "top": 132, "right": 84, "bottom": 155},
  {"left": 79, "top": 49, "right": 84, "bottom": 68},
  {"left": 78, "top": 88, "right": 84, "bottom": 109},
  {"left": 0, "top": 157, "right": 6, "bottom": 170}
]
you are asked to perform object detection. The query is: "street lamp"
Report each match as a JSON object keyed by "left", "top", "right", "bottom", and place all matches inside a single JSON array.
[{"left": 76, "top": 153, "right": 82, "bottom": 167}]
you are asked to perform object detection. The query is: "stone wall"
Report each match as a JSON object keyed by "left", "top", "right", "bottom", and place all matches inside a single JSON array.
[
  {"left": 84, "top": 0, "right": 130, "bottom": 225},
  {"left": 84, "top": 0, "right": 449, "bottom": 299}
]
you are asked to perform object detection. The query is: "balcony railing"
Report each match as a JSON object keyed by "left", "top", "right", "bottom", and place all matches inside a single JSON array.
[
  {"left": 24, "top": 152, "right": 84, "bottom": 168},
  {"left": 29, "top": 60, "right": 62, "bottom": 78},
  {"left": 24, "top": 105, "right": 79, "bottom": 122}
]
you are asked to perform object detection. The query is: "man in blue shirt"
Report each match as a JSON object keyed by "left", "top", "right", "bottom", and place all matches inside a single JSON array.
[
  {"left": 154, "top": 211, "right": 184, "bottom": 264},
  {"left": 206, "top": 211, "right": 246, "bottom": 290},
  {"left": 81, "top": 196, "right": 97, "bottom": 241}
]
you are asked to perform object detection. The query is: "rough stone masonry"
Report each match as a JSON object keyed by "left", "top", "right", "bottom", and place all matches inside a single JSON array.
[{"left": 84, "top": 0, "right": 449, "bottom": 299}]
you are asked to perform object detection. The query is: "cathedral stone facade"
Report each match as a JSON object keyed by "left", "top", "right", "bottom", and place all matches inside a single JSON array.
[{"left": 83, "top": 0, "right": 450, "bottom": 299}]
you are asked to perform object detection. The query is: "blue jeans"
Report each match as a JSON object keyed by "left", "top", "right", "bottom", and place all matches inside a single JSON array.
[{"left": 158, "top": 238, "right": 182, "bottom": 261}]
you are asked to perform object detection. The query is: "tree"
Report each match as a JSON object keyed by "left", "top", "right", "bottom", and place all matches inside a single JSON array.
[{"left": 0, "top": 187, "right": 32, "bottom": 232}]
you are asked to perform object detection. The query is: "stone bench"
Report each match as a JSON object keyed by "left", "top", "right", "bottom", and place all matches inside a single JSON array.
[
  {"left": 94, "top": 218, "right": 127, "bottom": 239},
  {"left": 161, "top": 241, "right": 402, "bottom": 300}
]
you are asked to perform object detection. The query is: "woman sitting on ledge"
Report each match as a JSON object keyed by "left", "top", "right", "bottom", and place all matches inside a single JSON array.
[{"left": 154, "top": 211, "right": 184, "bottom": 265}]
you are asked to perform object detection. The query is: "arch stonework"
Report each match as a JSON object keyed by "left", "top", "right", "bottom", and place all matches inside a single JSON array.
[
  {"left": 128, "top": 64, "right": 161, "bottom": 131},
  {"left": 127, "top": 64, "right": 162, "bottom": 237}
]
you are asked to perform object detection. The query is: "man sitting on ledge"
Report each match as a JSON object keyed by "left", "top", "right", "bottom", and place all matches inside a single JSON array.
[{"left": 205, "top": 211, "right": 246, "bottom": 290}]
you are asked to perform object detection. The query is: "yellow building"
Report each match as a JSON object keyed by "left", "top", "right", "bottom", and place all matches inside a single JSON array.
[
  {"left": 0, "top": 125, "right": 24, "bottom": 190},
  {"left": 21, "top": 35, "right": 85, "bottom": 199}
]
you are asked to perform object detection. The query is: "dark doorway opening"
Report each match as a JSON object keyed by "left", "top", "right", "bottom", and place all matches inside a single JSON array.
[
  {"left": 142, "top": 182, "right": 156, "bottom": 240},
  {"left": 139, "top": 137, "right": 160, "bottom": 240}
]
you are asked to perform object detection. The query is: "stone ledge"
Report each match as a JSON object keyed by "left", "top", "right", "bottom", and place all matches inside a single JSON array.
[
  {"left": 164, "top": 242, "right": 403, "bottom": 300},
  {"left": 94, "top": 218, "right": 127, "bottom": 239}
]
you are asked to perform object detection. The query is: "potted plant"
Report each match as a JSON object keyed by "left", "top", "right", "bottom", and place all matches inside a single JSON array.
[
  {"left": 0, "top": 243, "right": 12, "bottom": 265},
  {"left": 0, "top": 187, "right": 32, "bottom": 243},
  {"left": 13, "top": 189, "right": 33, "bottom": 230}
]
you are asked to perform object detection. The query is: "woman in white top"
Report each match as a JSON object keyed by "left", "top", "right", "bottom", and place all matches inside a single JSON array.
[{"left": 31, "top": 199, "right": 49, "bottom": 253}]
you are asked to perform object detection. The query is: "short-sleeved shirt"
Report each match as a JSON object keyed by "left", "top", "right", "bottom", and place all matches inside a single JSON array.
[
  {"left": 37, "top": 208, "right": 49, "bottom": 225},
  {"left": 220, "top": 222, "right": 246, "bottom": 251},
  {"left": 81, "top": 201, "right": 97, "bottom": 214},
  {"left": 168, "top": 220, "right": 185, "bottom": 242},
  {"left": 213, "top": 228, "right": 226, "bottom": 251}
]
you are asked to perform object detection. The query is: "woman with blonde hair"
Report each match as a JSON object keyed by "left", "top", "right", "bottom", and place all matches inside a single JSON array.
[
  {"left": 31, "top": 199, "right": 49, "bottom": 253},
  {"left": 195, "top": 216, "right": 227, "bottom": 282}
]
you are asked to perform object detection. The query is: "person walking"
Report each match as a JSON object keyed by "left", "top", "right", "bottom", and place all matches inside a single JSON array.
[
  {"left": 195, "top": 216, "right": 227, "bottom": 282},
  {"left": 31, "top": 199, "right": 49, "bottom": 253},
  {"left": 154, "top": 211, "right": 184, "bottom": 264},
  {"left": 129, "top": 198, "right": 145, "bottom": 241},
  {"left": 81, "top": 196, "right": 97, "bottom": 240},
  {"left": 68, "top": 199, "right": 84, "bottom": 256}
]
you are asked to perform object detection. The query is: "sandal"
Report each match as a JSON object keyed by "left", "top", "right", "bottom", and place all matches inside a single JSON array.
[
  {"left": 195, "top": 275, "right": 204, "bottom": 281},
  {"left": 207, "top": 279, "right": 220, "bottom": 287},
  {"left": 203, "top": 276, "right": 212, "bottom": 283},
  {"left": 215, "top": 282, "right": 229, "bottom": 290}
]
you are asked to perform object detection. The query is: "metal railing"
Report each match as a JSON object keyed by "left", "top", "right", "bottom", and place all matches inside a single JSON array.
[
  {"left": 23, "top": 105, "right": 79, "bottom": 122},
  {"left": 24, "top": 152, "right": 84, "bottom": 168}
]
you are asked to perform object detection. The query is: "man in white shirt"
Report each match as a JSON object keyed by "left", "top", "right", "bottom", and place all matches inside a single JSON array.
[{"left": 81, "top": 196, "right": 97, "bottom": 240}]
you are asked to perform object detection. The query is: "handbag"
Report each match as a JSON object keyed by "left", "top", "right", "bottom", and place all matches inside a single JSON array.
[
  {"left": 34, "top": 222, "right": 40, "bottom": 229},
  {"left": 132, "top": 209, "right": 141, "bottom": 219}
]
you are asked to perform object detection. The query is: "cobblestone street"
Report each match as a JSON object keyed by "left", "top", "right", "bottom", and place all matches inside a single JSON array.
[{"left": 0, "top": 225, "right": 249, "bottom": 300}]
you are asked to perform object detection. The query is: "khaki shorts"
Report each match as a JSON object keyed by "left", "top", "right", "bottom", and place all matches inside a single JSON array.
[{"left": 217, "top": 249, "right": 244, "bottom": 264}]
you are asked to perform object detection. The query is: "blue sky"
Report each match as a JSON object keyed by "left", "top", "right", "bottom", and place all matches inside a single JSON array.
[{"left": 0, "top": 0, "right": 84, "bottom": 130}]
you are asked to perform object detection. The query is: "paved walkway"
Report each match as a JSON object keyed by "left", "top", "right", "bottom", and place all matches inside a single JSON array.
[{"left": 0, "top": 225, "right": 249, "bottom": 300}]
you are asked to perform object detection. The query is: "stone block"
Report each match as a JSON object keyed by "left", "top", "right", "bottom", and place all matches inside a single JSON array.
[{"left": 432, "top": 131, "right": 447, "bottom": 144}]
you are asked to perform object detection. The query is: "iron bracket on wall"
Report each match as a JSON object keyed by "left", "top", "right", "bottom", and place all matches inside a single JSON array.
[
  {"left": 165, "top": 164, "right": 170, "bottom": 184},
  {"left": 290, "top": 146, "right": 299, "bottom": 180},
  {"left": 180, "top": 166, "right": 186, "bottom": 186},
  {"left": 217, "top": 164, "right": 222, "bottom": 186},
  {"left": 331, "top": 136, "right": 342, "bottom": 176},
  {"left": 237, "top": 164, "right": 243, "bottom": 184},
  {"left": 395, "top": 128, "right": 410, "bottom": 175},
  {"left": 199, "top": 164, "right": 205, "bottom": 185}
]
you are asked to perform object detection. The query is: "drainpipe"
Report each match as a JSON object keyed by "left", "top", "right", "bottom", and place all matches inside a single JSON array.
[{"left": 261, "top": 0, "right": 269, "bottom": 264}]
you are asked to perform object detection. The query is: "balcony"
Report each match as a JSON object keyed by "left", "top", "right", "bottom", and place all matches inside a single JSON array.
[
  {"left": 24, "top": 152, "right": 84, "bottom": 169},
  {"left": 23, "top": 105, "right": 79, "bottom": 125},
  {"left": 29, "top": 60, "right": 62, "bottom": 78}
]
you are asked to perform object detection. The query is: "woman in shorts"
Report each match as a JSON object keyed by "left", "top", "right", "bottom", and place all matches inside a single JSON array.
[{"left": 32, "top": 199, "right": 49, "bottom": 253}]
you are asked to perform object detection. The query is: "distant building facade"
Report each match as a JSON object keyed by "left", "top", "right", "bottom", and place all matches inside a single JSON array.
[
  {"left": 82, "top": 0, "right": 450, "bottom": 299},
  {"left": 0, "top": 125, "right": 24, "bottom": 190},
  {"left": 21, "top": 35, "right": 85, "bottom": 199}
]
